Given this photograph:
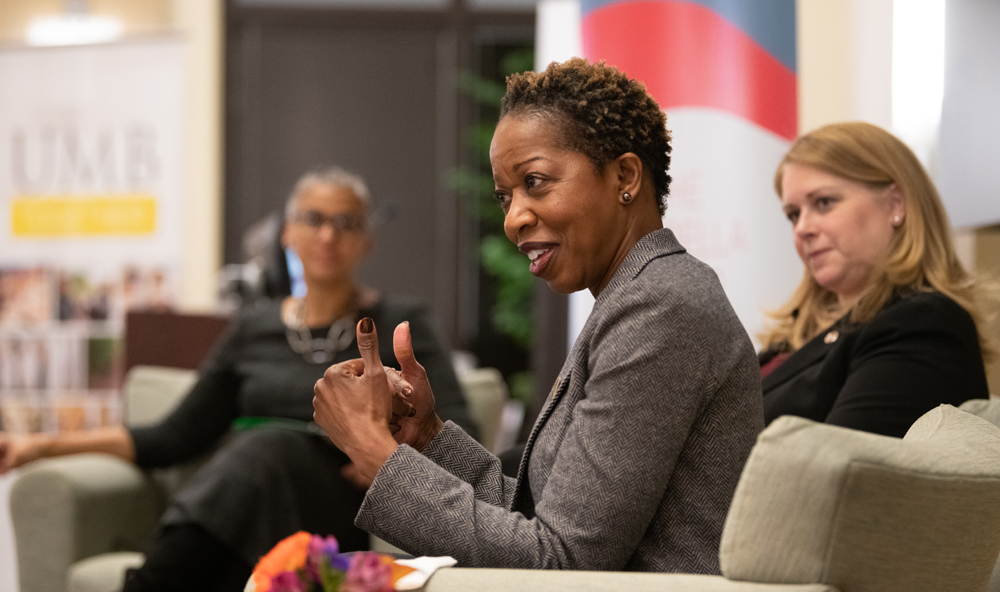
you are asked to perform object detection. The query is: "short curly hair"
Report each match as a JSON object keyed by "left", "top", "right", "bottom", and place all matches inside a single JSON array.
[{"left": 500, "top": 57, "right": 672, "bottom": 214}]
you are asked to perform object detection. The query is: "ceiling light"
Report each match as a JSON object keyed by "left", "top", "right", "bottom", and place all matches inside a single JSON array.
[{"left": 26, "top": 14, "right": 123, "bottom": 47}]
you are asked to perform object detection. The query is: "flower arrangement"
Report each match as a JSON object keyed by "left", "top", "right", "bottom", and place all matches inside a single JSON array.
[{"left": 250, "top": 531, "right": 415, "bottom": 592}]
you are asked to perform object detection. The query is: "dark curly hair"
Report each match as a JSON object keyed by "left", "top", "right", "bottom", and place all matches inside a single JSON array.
[{"left": 500, "top": 57, "right": 672, "bottom": 214}]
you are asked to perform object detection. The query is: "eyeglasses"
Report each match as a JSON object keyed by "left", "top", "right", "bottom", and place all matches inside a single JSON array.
[{"left": 289, "top": 210, "right": 366, "bottom": 234}]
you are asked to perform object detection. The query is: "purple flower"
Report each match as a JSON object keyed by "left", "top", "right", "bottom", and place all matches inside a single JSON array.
[
  {"left": 330, "top": 553, "right": 352, "bottom": 573},
  {"left": 269, "top": 570, "right": 307, "bottom": 592},
  {"left": 341, "top": 552, "right": 393, "bottom": 592},
  {"left": 306, "top": 535, "right": 341, "bottom": 581}
]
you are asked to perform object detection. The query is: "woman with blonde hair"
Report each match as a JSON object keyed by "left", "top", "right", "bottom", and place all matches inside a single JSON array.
[{"left": 759, "top": 121, "right": 992, "bottom": 437}]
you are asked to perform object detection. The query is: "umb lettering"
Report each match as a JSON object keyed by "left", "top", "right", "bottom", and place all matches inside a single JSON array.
[
  {"left": 9, "top": 124, "right": 161, "bottom": 194},
  {"left": 12, "top": 128, "right": 55, "bottom": 192},
  {"left": 58, "top": 129, "right": 116, "bottom": 188},
  {"left": 125, "top": 125, "right": 160, "bottom": 187}
]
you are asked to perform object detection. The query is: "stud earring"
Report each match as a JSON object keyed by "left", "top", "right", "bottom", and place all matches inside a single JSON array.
[
  {"left": 894, "top": 215, "right": 901, "bottom": 224},
  {"left": 621, "top": 192, "right": 633, "bottom": 204}
]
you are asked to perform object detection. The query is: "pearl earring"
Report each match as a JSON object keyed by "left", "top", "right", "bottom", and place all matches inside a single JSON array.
[
  {"left": 894, "top": 215, "right": 901, "bottom": 224},
  {"left": 622, "top": 192, "right": 633, "bottom": 204}
]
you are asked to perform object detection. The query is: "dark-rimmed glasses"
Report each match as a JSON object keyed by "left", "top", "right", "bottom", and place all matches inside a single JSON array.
[{"left": 289, "top": 210, "right": 365, "bottom": 234}]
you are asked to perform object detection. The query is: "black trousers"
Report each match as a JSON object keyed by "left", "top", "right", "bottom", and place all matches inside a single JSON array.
[{"left": 122, "top": 523, "right": 252, "bottom": 592}]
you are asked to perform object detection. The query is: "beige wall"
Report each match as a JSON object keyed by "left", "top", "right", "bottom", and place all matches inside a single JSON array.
[
  {"left": 977, "top": 228, "right": 1000, "bottom": 391},
  {"left": 797, "top": 0, "right": 894, "bottom": 134},
  {"left": 797, "top": 0, "right": 853, "bottom": 133},
  {"left": 0, "top": 0, "right": 223, "bottom": 312},
  {"left": 170, "top": 0, "right": 224, "bottom": 312}
]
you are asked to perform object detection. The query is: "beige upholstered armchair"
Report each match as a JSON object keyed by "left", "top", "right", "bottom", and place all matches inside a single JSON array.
[
  {"left": 412, "top": 400, "right": 1000, "bottom": 592},
  {"left": 9, "top": 365, "right": 509, "bottom": 592},
  {"left": 10, "top": 366, "right": 197, "bottom": 592}
]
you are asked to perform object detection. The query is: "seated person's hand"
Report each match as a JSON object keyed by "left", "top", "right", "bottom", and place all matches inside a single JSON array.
[{"left": 0, "top": 432, "right": 45, "bottom": 474}]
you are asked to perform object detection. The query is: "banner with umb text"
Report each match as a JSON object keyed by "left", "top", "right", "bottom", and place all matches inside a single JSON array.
[{"left": 0, "top": 38, "right": 184, "bottom": 432}]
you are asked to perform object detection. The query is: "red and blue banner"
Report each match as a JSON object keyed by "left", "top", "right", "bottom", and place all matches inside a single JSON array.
[
  {"left": 570, "top": 0, "right": 802, "bottom": 344},
  {"left": 582, "top": 0, "right": 797, "bottom": 140}
]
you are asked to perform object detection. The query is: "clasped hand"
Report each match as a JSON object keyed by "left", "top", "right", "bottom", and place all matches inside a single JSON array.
[{"left": 313, "top": 318, "right": 444, "bottom": 484}]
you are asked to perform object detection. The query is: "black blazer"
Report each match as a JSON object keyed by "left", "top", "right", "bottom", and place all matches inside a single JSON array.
[{"left": 762, "top": 291, "right": 988, "bottom": 438}]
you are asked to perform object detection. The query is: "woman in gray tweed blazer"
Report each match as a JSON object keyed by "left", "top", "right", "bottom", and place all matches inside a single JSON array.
[{"left": 313, "top": 58, "right": 763, "bottom": 574}]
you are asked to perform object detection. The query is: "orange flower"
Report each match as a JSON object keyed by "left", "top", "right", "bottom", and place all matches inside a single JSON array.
[
  {"left": 381, "top": 555, "right": 416, "bottom": 584},
  {"left": 251, "top": 531, "right": 313, "bottom": 592}
]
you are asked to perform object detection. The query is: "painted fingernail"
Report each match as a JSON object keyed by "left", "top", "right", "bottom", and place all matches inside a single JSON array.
[{"left": 360, "top": 317, "right": 373, "bottom": 333}]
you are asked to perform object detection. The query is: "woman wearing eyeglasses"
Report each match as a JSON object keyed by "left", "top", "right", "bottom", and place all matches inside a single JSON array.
[{"left": 0, "top": 167, "right": 476, "bottom": 592}]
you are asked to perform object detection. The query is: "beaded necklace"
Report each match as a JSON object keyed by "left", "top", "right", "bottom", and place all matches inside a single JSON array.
[{"left": 284, "top": 296, "right": 356, "bottom": 364}]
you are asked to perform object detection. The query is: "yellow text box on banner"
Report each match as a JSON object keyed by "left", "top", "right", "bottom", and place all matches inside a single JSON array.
[{"left": 11, "top": 195, "right": 158, "bottom": 237}]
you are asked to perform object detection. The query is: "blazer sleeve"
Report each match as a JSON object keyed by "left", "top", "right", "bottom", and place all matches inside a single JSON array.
[
  {"left": 420, "top": 421, "right": 517, "bottom": 507},
  {"left": 355, "top": 285, "right": 718, "bottom": 569},
  {"left": 825, "top": 293, "right": 988, "bottom": 437}
]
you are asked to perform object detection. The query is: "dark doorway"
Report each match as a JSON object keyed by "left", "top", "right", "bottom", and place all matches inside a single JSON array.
[{"left": 225, "top": 3, "right": 534, "bottom": 348}]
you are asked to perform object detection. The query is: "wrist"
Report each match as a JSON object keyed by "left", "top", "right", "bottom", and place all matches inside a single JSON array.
[
  {"left": 412, "top": 414, "right": 444, "bottom": 453},
  {"left": 349, "top": 431, "right": 398, "bottom": 482}
]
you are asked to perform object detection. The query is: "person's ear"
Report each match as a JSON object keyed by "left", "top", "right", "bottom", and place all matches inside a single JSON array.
[
  {"left": 614, "top": 153, "right": 643, "bottom": 205},
  {"left": 887, "top": 184, "right": 906, "bottom": 227}
]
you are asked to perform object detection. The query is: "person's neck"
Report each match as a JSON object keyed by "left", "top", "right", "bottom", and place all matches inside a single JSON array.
[
  {"left": 302, "top": 282, "right": 357, "bottom": 327},
  {"left": 836, "top": 291, "right": 862, "bottom": 314},
  {"left": 591, "top": 210, "right": 663, "bottom": 298}
]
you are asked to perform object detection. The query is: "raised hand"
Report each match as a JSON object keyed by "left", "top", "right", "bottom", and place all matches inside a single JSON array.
[
  {"left": 392, "top": 321, "right": 444, "bottom": 452},
  {"left": 313, "top": 317, "right": 400, "bottom": 482}
]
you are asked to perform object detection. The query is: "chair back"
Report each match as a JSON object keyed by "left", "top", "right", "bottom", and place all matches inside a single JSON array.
[
  {"left": 457, "top": 368, "right": 507, "bottom": 453},
  {"left": 719, "top": 406, "right": 1000, "bottom": 592},
  {"left": 124, "top": 365, "right": 198, "bottom": 426},
  {"left": 961, "top": 397, "right": 1000, "bottom": 592}
]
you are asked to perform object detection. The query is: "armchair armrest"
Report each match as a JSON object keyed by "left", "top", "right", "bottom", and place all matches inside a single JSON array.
[
  {"left": 422, "top": 569, "right": 840, "bottom": 592},
  {"left": 11, "top": 454, "right": 165, "bottom": 592}
]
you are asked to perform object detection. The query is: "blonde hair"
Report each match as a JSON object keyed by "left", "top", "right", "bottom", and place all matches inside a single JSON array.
[{"left": 761, "top": 122, "right": 996, "bottom": 359}]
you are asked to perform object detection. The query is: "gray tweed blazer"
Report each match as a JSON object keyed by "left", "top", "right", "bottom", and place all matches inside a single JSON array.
[{"left": 356, "top": 228, "right": 763, "bottom": 573}]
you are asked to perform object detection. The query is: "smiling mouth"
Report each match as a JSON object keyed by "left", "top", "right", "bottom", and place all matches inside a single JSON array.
[{"left": 521, "top": 244, "right": 556, "bottom": 276}]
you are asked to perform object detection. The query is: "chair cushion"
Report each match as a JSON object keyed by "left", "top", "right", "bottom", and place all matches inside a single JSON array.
[
  {"left": 421, "top": 570, "right": 838, "bottom": 592},
  {"left": 67, "top": 552, "right": 144, "bottom": 592},
  {"left": 720, "top": 405, "right": 1000, "bottom": 592}
]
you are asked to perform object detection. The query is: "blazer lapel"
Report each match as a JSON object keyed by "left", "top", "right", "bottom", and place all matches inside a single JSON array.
[
  {"left": 512, "top": 374, "right": 570, "bottom": 515},
  {"left": 762, "top": 330, "right": 837, "bottom": 391}
]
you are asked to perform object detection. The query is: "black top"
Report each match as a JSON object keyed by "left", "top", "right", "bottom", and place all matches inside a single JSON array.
[
  {"left": 130, "top": 297, "right": 476, "bottom": 467},
  {"left": 761, "top": 291, "right": 988, "bottom": 438}
]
